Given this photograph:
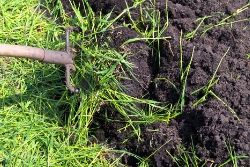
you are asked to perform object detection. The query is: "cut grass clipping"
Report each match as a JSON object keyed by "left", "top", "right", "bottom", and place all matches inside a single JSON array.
[
  {"left": 172, "top": 141, "right": 248, "bottom": 167},
  {"left": 191, "top": 47, "right": 239, "bottom": 119},
  {"left": 185, "top": 3, "right": 250, "bottom": 40}
]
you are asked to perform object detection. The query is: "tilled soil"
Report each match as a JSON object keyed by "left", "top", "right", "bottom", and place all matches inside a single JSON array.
[{"left": 62, "top": 0, "right": 250, "bottom": 166}]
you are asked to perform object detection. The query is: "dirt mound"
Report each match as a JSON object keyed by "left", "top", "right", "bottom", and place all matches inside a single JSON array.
[
  {"left": 87, "top": 0, "right": 133, "bottom": 15},
  {"left": 105, "top": 27, "right": 152, "bottom": 98},
  {"left": 156, "top": 1, "right": 250, "bottom": 166},
  {"left": 62, "top": 0, "right": 250, "bottom": 166}
]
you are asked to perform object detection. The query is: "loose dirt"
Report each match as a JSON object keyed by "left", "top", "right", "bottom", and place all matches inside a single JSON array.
[{"left": 62, "top": 0, "right": 250, "bottom": 166}]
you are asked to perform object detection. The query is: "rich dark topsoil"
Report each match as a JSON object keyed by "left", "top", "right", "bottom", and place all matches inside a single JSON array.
[{"left": 62, "top": 0, "right": 250, "bottom": 166}]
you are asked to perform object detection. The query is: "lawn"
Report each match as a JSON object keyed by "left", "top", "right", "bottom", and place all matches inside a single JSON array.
[{"left": 0, "top": 0, "right": 249, "bottom": 166}]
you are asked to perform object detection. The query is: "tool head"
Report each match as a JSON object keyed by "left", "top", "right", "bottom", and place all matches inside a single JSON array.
[{"left": 64, "top": 27, "right": 79, "bottom": 93}]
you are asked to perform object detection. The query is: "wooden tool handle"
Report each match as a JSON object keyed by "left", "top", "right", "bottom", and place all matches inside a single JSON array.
[{"left": 0, "top": 44, "right": 73, "bottom": 65}]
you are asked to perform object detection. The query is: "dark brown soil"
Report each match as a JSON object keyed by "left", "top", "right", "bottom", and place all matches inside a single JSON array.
[
  {"left": 61, "top": 0, "right": 250, "bottom": 166},
  {"left": 105, "top": 27, "right": 152, "bottom": 98}
]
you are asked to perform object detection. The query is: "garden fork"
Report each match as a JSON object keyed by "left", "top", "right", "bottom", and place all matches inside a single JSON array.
[{"left": 0, "top": 27, "right": 79, "bottom": 93}]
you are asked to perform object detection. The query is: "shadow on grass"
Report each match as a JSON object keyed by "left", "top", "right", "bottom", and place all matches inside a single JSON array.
[
  {"left": 0, "top": 62, "right": 100, "bottom": 126},
  {"left": 0, "top": 66, "right": 74, "bottom": 125}
]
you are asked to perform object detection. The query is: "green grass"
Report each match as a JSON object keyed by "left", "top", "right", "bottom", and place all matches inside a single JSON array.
[
  {"left": 219, "top": 142, "right": 248, "bottom": 167},
  {"left": 0, "top": 0, "right": 130, "bottom": 166},
  {"left": 165, "top": 141, "right": 248, "bottom": 167},
  {"left": 178, "top": 31, "right": 195, "bottom": 112},
  {"left": 0, "top": 0, "right": 178, "bottom": 166},
  {"left": 68, "top": 0, "right": 179, "bottom": 137},
  {"left": 0, "top": 0, "right": 248, "bottom": 166},
  {"left": 185, "top": 3, "right": 250, "bottom": 40},
  {"left": 124, "top": 0, "right": 170, "bottom": 67},
  {"left": 246, "top": 53, "right": 250, "bottom": 59},
  {"left": 191, "top": 47, "right": 239, "bottom": 119}
]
